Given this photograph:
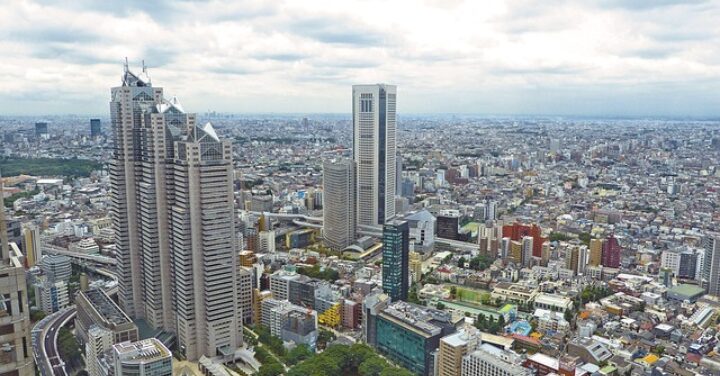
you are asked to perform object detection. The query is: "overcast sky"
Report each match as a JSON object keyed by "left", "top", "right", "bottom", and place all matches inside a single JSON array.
[{"left": 2, "top": 0, "right": 719, "bottom": 117}]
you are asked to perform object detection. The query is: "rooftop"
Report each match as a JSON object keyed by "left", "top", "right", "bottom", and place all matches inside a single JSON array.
[
  {"left": 83, "top": 288, "right": 133, "bottom": 327},
  {"left": 668, "top": 284, "right": 705, "bottom": 297},
  {"left": 113, "top": 338, "right": 170, "bottom": 364}
]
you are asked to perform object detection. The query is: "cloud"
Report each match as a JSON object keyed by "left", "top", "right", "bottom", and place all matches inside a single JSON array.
[{"left": 0, "top": 0, "right": 718, "bottom": 116}]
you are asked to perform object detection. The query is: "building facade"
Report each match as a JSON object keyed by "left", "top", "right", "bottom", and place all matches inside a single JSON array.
[
  {"left": 703, "top": 236, "right": 720, "bottom": 296},
  {"left": 0, "top": 186, "right": 34, "bottom": 376},
  {"left": 111, "top": 338, "right": 173, "bottom": 376},
  {"left": 352, "top": 84, "right": 397, "bottom": 227},
  {"left": 109, "top": 65, "right": 242, "bottom": 360},
  {"left": 382, "top": 220, "right": 410, "bottom": 301},
  {"left": 322, "top": 158, "right": 356, "bottom": 251}
]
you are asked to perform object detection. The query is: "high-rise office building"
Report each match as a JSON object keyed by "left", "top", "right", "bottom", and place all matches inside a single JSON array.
[
  {"left": 35, "top": 122, "right": 48, "bottom": 137},
  {"left": 382, "top": 220, "right": 409, "bottom": 301},
  {"left": 703, "top": 236, "right": 720, "bottom": 296},
  {"left": 90, "top": 118, "right": 102, "bottom": 137},
  {"left": 352, "top": 84, "right": 397, "bottom": 227},
  {"left": 0, "top": 184, "right": 34, "bottom": 375},
  {"left": 322, "top": 158, "right": 356, "bottom": 251},
  {"left": 109, "top": 64, "right": 242, "bottom": 360}
]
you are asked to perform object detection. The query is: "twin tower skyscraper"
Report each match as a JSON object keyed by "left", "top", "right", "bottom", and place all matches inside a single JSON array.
[
  {"left": 110, "top": 64, "right": 398, "bottom": 360},
  {"left": 109, "top": 65, "right": 242, "bottom": 361},
  {"left": 323, "top": 84, "right": 398, "bottom": 251}
]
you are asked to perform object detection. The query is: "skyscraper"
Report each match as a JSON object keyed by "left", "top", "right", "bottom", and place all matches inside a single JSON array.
[
  {"left": 90, "top": 118, "right": 102, "bottom": 137},
  {"left": 702, "top": 236, "right": 720, "bottom": 296},
  {"left": 110, "top": 64, "right": 242, "bottom": 360},
  {"left": 382, "top": 220, "right": 409, "bottom": 301},
  {"left": 352, "top": 84, "right": 397, "bottom": 227},
  {"left": 0, "top": 177, "right": 34, "bottom": 375},
  {"left": 35, "top": 122, "right": 48, "bottom": 138},
  {"left": 322, "top": 158, "right": 356, "bottom": 251}
]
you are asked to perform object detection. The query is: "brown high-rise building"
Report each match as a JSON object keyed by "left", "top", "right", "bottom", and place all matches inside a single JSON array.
[{"left": 589, "top": 239, "right": 604, "bottom": 267}]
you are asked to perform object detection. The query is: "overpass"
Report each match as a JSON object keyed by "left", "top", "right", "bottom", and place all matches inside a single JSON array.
[
  {"left": 42, "top": 244, "right": 117, "bottom": 266},
  {"left": 32, "top": 284, "right": 117, "bottom": 376}
]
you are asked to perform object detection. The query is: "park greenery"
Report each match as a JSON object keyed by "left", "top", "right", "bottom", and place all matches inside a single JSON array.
[
  {"left": 3, "top": 188, "right": 40, "bottom": 208},
  {"left": 0, "top": 157, "right": 102, "bottom": 177},
  {"left": 475, "top": 313, "right": 506, "bottom": 334},
  {"left": 288, "top": 343, "right": 414, "bottom": 376},
  {"left": 297, "top": 264, "right": 340, "bottom": 282}
]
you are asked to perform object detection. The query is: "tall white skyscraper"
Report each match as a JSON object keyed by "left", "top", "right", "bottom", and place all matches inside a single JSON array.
[
  {"left": 110, "top": 64, "right": 242, "bottom": 360},
  {"left": 352, "top": 84, "right": 397, "bottom": 227},
  {"left": 323, "top": 158, "right": 356, "bottom": 251}
]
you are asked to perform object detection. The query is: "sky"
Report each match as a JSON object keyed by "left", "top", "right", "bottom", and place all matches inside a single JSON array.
[{"left": 1, "top": 0, "right": 719, "bottom": 117}]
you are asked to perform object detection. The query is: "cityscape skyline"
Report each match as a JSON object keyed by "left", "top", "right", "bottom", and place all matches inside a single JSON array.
[{"left": 2, "top": 1, "right": 720, "bottom": 117}]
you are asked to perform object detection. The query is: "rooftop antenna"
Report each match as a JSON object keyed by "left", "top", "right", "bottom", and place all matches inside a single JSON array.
[
  {"left": 124, "top": 57, "right": 129, "bottom": 72},
  {"left": 142, "top": 59, "right": 146, "bottom": 73}
]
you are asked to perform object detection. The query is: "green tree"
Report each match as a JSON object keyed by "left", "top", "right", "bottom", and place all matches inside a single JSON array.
[
  {"left": 380, "top": 368, "right": 415, "bottom": 376},
  {"left": 359, "top": 356, "right": 387, "bottom": 376},
  {"left": 317, "top": 328, "right": 336, "bottom": 350},
  {"left": 258, "top": 363, "right": 284, "bottom": 376},
  {"left": 436, "top": 302, "right": 445, "bottom": 310},
  {"left": 457, "top": 257, "right": 466, "bottom": 268},
  {"left": 285, "top": 344, "right": 314, "bottom": 366}
]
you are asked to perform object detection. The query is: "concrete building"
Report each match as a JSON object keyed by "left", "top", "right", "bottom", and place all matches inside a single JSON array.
[
  {"left": 0, "top": 200, "right": 34, "bottom": 375},
  {"left": 261, "top": 298, "right": 318, "bottom": 349},
  {"left": 352, "top": 84, "right": 397, "bottom": 227},
  {"left": 375, "top": 301, "right": 459, "bottom": 376},
  {"left": 40, "top": 254, "right": 72, "bottom": 282},
  {"left": 258, "top": 230, "right": 276, "bottom": 253},
  {"left": 238, "top": 267, "right": 253, "bottom": 325},
  {"left": 322, "top": 158, "right": 356, "bottom": 251},
  {"left": 36, "top": 278, "right": 69, "bottom": 314},
  {"left": 109, "top": 65, "right": 243, "bottom": 360},
  {"left": 438, "top": 327, "right": 480, "bottom": 376},
  {"left": 22, "top": 224, "right": 41, "bottom": 267},
  {"left": 111, "top": 338, "right": 173, "bottom": 376},
  {"left": 589, "top": 239, "right": 603, "bottom": 267},
  {"left": 662, "top": 247, "right": 699, "bottom": 280},
  {"left": 437, "top": 210, "right": 461, "bottom": 240},
  {"left": 362, "top": 291, "right": 389, "bottom": 347},
  {"left": 269, "top": 267, "right": 299, "bottom": 301},
  {"left": 702, "top": 236, "right": 720, "bottom": 296},
  {"left": 382, "top": 220, "right": 409, "bottom": 301},
  {"left": 461, "top": 344, "right": 532, "bottom": 376},
  {"left": 75, "top": 288, "right": 139, "bottom": 345},
  {"left": 602, "top": 235, "right": 621, "bottom": 268},
  {"left": 86, "top": 326, "right": 114, "bottom": 376},
  {"left": 405, "top": 209, "right": 436, "bottom": 255},
  {"left": 534, "top": 293, "right": 573, "bottom": 312}
]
